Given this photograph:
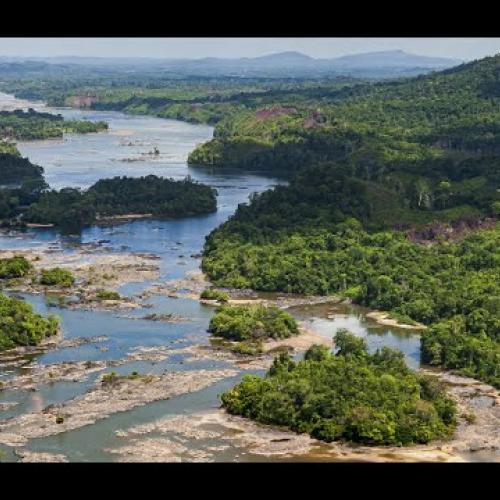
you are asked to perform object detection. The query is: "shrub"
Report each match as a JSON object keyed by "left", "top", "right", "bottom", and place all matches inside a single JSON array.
[
  {"left": 39, "top": 268, "right": 75, "bottom": 287},
  {"left": 0, "top": 293, "right": 59, "bottom": 351},
  {"left": 0, "top": 256, "right": 32, "bottom": 279},
  {"left": 200, "top": 288, "right": 230, "bottom": 302},
  {"left": 95, "top": 290, "right": 121, "bottom": 301}
]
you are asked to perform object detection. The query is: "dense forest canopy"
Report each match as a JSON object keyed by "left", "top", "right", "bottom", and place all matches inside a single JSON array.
[
  {"left": 222, "top": 331, "right": 456, "bottom": 445},
  {"left": 0, "top": 152, "right": 44, "bottom": 185},
  {"left": 0, "top": 108, "right": 108, "bottom": 141},
  {"left": 22, "top": 175, "right": 217, "bottom": 233},
  {"left": 199, "top": 55, "right": 500, "bottom": 387},
  {"left": 0, "top": 292, "right": 59, "bottom": 351}
]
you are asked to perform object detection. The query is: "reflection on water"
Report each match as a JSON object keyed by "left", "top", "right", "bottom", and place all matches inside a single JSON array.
[{"left": 290, "top": 302, "right": 422, "bottom": 369}]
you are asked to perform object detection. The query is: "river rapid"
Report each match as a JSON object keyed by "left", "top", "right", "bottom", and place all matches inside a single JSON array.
[{"left": 0, "top": 93, "right": 428, "bottom": 462}]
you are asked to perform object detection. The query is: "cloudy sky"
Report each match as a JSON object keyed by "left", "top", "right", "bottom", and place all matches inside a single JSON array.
[{"left": 0, "top": 38, "right": 500, "bottom": 60}]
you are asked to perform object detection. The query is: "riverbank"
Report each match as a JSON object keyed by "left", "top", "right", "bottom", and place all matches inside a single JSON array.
[{"left": 103, "top": 368, "right": 499, "bottom": 462}]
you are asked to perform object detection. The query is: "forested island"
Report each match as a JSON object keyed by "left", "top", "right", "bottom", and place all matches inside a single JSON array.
[
  {"left": 0, "top": 108, "right": 107, "bottom": 141},
  {"left": 222, "top": 330, "right": 456, "bottom": 445},
  {"left": 0, "top": 292, "right": 59, "bottom": 351},
  {"left": 20, "top": 175, "right": 217, "bottom": 232},
  {"left": 208, "top": 304, "right": 298, "bottom": 354}
]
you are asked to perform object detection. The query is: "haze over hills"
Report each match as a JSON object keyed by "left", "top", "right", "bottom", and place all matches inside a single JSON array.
[
  {"left": 327, "top": 49, "right": 462, "bottom": 68},
  {"left": 0, "top": 50, "right": 463, "bottom": 78}
]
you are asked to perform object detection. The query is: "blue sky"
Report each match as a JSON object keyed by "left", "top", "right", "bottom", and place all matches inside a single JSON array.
[{"left": 1, "top": 38, "right": 500, "bottom": 60}]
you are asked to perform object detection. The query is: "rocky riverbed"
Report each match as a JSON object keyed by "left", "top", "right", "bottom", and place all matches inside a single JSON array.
[
  {"left": 105, "top": 368, "right": 499, "bottom": 463},
  {"left": 0, "top": 368, "right": 238, "bottom": 447},
  {"left": 0, "top": 248, "right": 160, "bottom": 311}
]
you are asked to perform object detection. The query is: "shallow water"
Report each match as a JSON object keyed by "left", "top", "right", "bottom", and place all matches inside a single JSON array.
[{"left": 0, "top": 93, "right": 430, "bottom": 462}]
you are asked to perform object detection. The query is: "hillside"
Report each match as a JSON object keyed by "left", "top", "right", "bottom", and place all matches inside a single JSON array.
[
  {"left": 201, "top": 55, "right": 500, "bottom": 387},
  {"left": 0, "top": 51, "right": 459, "bottom": 79}
]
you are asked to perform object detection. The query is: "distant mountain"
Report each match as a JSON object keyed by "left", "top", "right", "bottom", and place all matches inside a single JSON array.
[
  {"left": 0, "top": 50, "right": 463, "bottom": 78},
  {"left": 249, "top": 51, "right": 315, "bottom": 65},
  {"left": 328, "top": 50, "right": 462, "bottom": 68}
]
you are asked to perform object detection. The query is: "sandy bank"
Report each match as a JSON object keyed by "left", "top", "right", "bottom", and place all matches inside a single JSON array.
[
  {"left": 105, "top": 368, "right": 499, "bottom": 463},
  {"left": 109, "top": 409, "right": 464, "bottom": 462},
  {"left": 365, "top": 311, "right": 426, "bottom": 330}
]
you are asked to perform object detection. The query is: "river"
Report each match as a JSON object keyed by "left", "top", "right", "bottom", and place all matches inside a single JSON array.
[{"left": 0, "top": 93, "right": 425, "bottom": 462}]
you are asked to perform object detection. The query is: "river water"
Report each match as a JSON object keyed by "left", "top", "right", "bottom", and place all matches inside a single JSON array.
[{"left": 0, "top": 93, "right": 423, "bottom": 462}]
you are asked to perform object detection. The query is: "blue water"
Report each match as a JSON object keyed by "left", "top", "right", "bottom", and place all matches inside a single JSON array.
[{"left": 0, "top": 93, "right": 425, "bottom": 462}]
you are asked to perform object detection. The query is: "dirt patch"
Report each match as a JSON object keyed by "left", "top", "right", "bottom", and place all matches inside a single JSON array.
[
  {"left": 256, "top": 106, "right": 298, "bottom": 121},
  {"left": 405, "top": 217, "right": 498, "bottom": 244}
]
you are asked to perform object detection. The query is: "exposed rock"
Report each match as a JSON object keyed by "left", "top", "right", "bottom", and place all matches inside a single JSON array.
[
  {"left": 14, "top": 449, "right": 68, "bottom": 462},
  {"left": 0, "top": 368, "right": 238, "bottom": 447},
  {"left": 1, "top": 360, "right": 108, "bottom": 391},
  {"left": 0, "top": 402, "right": 18, "bottom": 411},
  {"left": 140, "top": 270, "right": 209, "bottom": 300}
]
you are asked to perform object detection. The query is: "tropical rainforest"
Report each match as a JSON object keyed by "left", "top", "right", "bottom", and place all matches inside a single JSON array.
[
  {"left": 197, "top": 56, "right": 500, "bottom": 388},
  {"left": 22, "top": 175, "right": 217, "bottom": 232},
  {"left": 0, "top": 292, "right": 59, "bottom": 351},
  {"left": 0, "top": 55, "right": 498, "bottom": 400},
  {"left": 222, "top": 330, "right": 456, "bottom": 445}
]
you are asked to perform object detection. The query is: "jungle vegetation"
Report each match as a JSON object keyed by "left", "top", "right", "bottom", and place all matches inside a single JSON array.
[
  {"left": 1, "top": 55, "right": 499, "bottom": 387},
  {"left": 208, "top": 304, "right": 299, "bottom": 356},
  {"left": 201, "top": 55, "right": 500, "bottom": 386},
  {"left": 208, "top": 304, "right": 299, "bottom": 342},
  {"left": 21, "top": 175, "right": 217, "bottom": 233},
  {"left": 0, "top": 292, "right": 59, "bottom": 351},
  {"left": 0, "top": 150, "right": 44, "bottom": 186},
  {"left": 0, "top": 109, "right": 107, "bottom": 141},
  {"left": 221, "top": 330, "right": 457, "bottom": 445}
]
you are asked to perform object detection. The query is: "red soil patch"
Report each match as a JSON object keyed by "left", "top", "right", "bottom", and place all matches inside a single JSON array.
[
  {"left": 256, "top": 106, "right": 298, "bottom": 120},
  {"left": 405, "top": 217, "right": 497, "bottom": 244}
]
